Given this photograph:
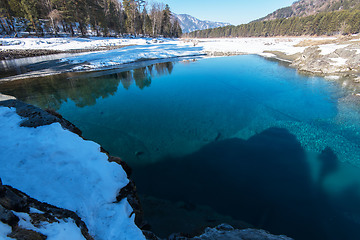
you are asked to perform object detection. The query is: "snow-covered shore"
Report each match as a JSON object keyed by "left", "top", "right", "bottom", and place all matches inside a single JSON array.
[
  {"left": 1, "top": 35, "right": 360, "bottom": 76},
  {"left": 0, "top": 100, "right": 145, "bottom": 240}
]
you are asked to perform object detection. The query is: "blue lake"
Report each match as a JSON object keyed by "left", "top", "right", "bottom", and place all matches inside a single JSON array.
[{"left": 1, "top": 55, "right": 360, "bottom": 239}]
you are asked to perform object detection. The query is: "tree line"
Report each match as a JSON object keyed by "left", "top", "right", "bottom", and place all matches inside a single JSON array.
[
  {"left": 0, "top": 0, "right": 182, "bottom": 37},
  {"left": 187, "top": 9, "right": 360, "bottom": 38}
]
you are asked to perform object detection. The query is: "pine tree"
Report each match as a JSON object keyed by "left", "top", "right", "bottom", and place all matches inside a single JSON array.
[{"left": 160, "top": 4, "right": 171, "bottom": 37}]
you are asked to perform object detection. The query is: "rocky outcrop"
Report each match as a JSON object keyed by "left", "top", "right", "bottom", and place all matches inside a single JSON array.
[
  {"left": 291, "top": 44, "right": 360, "bottom": 74},
  {"left": 0, "top": 99, "right": 82, "bottom": 135},
  {"left": 0, "top": 178, "right": 93, "bottom": 240}
]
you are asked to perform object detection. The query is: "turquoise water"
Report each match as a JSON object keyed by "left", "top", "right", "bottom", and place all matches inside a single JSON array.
[{"left": 1, "top": 55, "right": 360, "bottom": 239}]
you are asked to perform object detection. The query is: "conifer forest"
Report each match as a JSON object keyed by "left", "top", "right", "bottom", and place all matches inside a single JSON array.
[{"left": 0, "top": 0, "right": 182, "bottom": 37}]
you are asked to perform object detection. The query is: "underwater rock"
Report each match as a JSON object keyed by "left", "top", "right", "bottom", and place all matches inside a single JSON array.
[{"left": 168, "top": 224, "right": 293, "bottom": 240}]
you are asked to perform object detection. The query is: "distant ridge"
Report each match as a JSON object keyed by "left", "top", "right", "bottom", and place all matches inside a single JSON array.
[
  {"left": 186, "top": 0, "right": 360, "bottom": 38},
  {"left": 173, "top": 13, "right": 230, "bottom": 33}
]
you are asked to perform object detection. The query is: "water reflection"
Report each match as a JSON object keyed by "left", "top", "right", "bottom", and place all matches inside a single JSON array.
[
  {"left": 0, "top": 61, "right": 174, "bottom": 110},
  {"left": 134, "top": 128, "right": 360, "bottom": 239}
]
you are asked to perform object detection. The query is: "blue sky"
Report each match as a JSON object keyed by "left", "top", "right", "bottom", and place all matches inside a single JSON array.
[{"left": 162, "top": 0, "right": 295, "bottom": 25}]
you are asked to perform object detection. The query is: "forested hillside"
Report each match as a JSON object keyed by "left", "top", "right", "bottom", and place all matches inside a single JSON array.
[
  {"left": 187, "top": 9, "right": 360, "bottom": 38},
  {"left": 258, "top": 0, "right": 360, "bottom": 21},
  {"left": 0, "top": 0, "right": 182, "bottom": 37}
]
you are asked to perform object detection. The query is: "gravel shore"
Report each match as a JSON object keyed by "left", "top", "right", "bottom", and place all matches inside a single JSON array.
[{"left": 0, "top": 45, "right": 130, "bottom": 60}]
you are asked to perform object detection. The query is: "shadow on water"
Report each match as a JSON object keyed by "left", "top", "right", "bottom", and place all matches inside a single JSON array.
[
  {"left": 133, "top": 127, "right": 360, "bottom": 239},
  {"left": 0, "top": 61, "right": 174, "bottom": 110}
]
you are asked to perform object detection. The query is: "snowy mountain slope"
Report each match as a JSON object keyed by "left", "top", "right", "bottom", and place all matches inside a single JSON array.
[{"left": 173, "top": 14, "right": 230, "bottom": 33}]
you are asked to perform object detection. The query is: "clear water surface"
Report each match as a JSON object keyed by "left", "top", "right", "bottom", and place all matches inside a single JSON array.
[{"left": 1, "top": 55, "right": 360, "bottom": 239}]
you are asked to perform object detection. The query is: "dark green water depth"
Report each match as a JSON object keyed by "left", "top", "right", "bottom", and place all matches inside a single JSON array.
[{"left": 1, "top": 55, "right": 360, "bottom": 239}]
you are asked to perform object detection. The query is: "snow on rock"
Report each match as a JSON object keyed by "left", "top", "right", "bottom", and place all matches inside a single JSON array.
[
  {"left": 318, "top": 44, "right": 349, "bottom": 55},
  {"left": 330, "top": 57, "right": 348, "bottom": 66},
  {"left": 13, "top": 212, "right": 86, "bottom": 240},
  {"left": 0, "top": 106, "right": 145, "bottom": 240}
]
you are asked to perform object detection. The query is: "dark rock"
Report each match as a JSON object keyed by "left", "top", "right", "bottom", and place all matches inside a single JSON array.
[
  {"left": 168, "top": 232, "right": 193, "bottom": 240},
  {"left": 0, "top": 205, "right": 19, "bottom": 227},
  {"left": 117, "top": 181, "right": 144, "bottom": 228},
  {"left": 7, "top": 227, "right": 47, "bottom": 240},
  {"left": 0, "top": 184, "right": 29, "bottom": 212},
  {"left": 191, "top": 224, "right": 293, "bottom": 240},
  {"left": 0, "top": 100, "right": 82, "bottom": 135},
  {"left": 0, "top": 184, "right": 94, "bottom": 240},
  {"left": 142, "top": 230, "right": 161, "bottom": 240},
  {"left": 109, "top": 156, "right": 132, "bottom": 177}
]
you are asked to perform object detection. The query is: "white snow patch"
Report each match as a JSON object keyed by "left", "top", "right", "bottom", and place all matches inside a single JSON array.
[
  {"left": 197, "top": 37, "right": 307, "bottom": 55},
  {"left": 318, "top": 44, "right": 349, "bottom": 55},
  {"left": 0, "top": 222, "right": 13, "bottom": 240},
  {"left": 39, "top": 220, "right": 85, "bottom": 240},
  {"left": 0, "top": 37, "right": 133, "bottom": 51},
  {"left": 66, "top": 41, "right": 202, "bottom": 71},
  {"left": 12, "top": 211, "right": 86, "bottom": 240},
  {"left": 29, "top": 207, "right": 44, "bottom": 214},
  {"left": 330, "top": 57, "right": 348, "bottom": 66},
  {"left": 0, "top": 107, "right": 145, "bottom": 240},
  {"left": 325, "top": 75, "right": 340, "bottom": 80},
  {"left": 258, "top": 52, "right": 276, "bottom": 58}
]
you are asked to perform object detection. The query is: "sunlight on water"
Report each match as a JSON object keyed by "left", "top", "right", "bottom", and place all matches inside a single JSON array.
[{"left": 1, "top": 55, "right": 360, "bottom": 239}]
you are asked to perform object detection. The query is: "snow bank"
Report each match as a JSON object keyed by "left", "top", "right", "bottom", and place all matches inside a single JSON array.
[
  {"left": 0, "top": 107, "right": 145, "bottom": 240},
  {"left": 0, "top": 222, "right": 12, "bottom": 240},
  {"left": 0, "top": 37, "right": 145, "bottom": 51},
  {"left": 197, "top": 37, "right": 307, "bottom": 55},
  {"left": 65, "top": 41, "right": 203, "bottom": 71}
]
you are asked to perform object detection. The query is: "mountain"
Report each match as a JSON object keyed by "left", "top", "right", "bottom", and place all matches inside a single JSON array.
[
  {"left": 258, "top": 0, "right": 360, "bottom": 21},
  {"left": 187, "top": 0, "right": 360, "bottom": 38},
  {"left": 173, "top": 14, "right": 230, "bottom": 33}
]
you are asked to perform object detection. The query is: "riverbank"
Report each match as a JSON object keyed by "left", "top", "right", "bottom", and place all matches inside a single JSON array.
[
  {"left": 0, "top": 45, "right": 131, "bottom": 60},
  {"left": 1, "top": 36, "right": 360, "bottom": 78}
]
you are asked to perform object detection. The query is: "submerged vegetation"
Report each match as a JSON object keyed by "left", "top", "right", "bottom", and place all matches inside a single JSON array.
[
  {"left": 0, "top": 0, "right": 182, "bottom": 37},
  {"left": 187, "top": 9, "right": 360, "bottom": 38}
]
